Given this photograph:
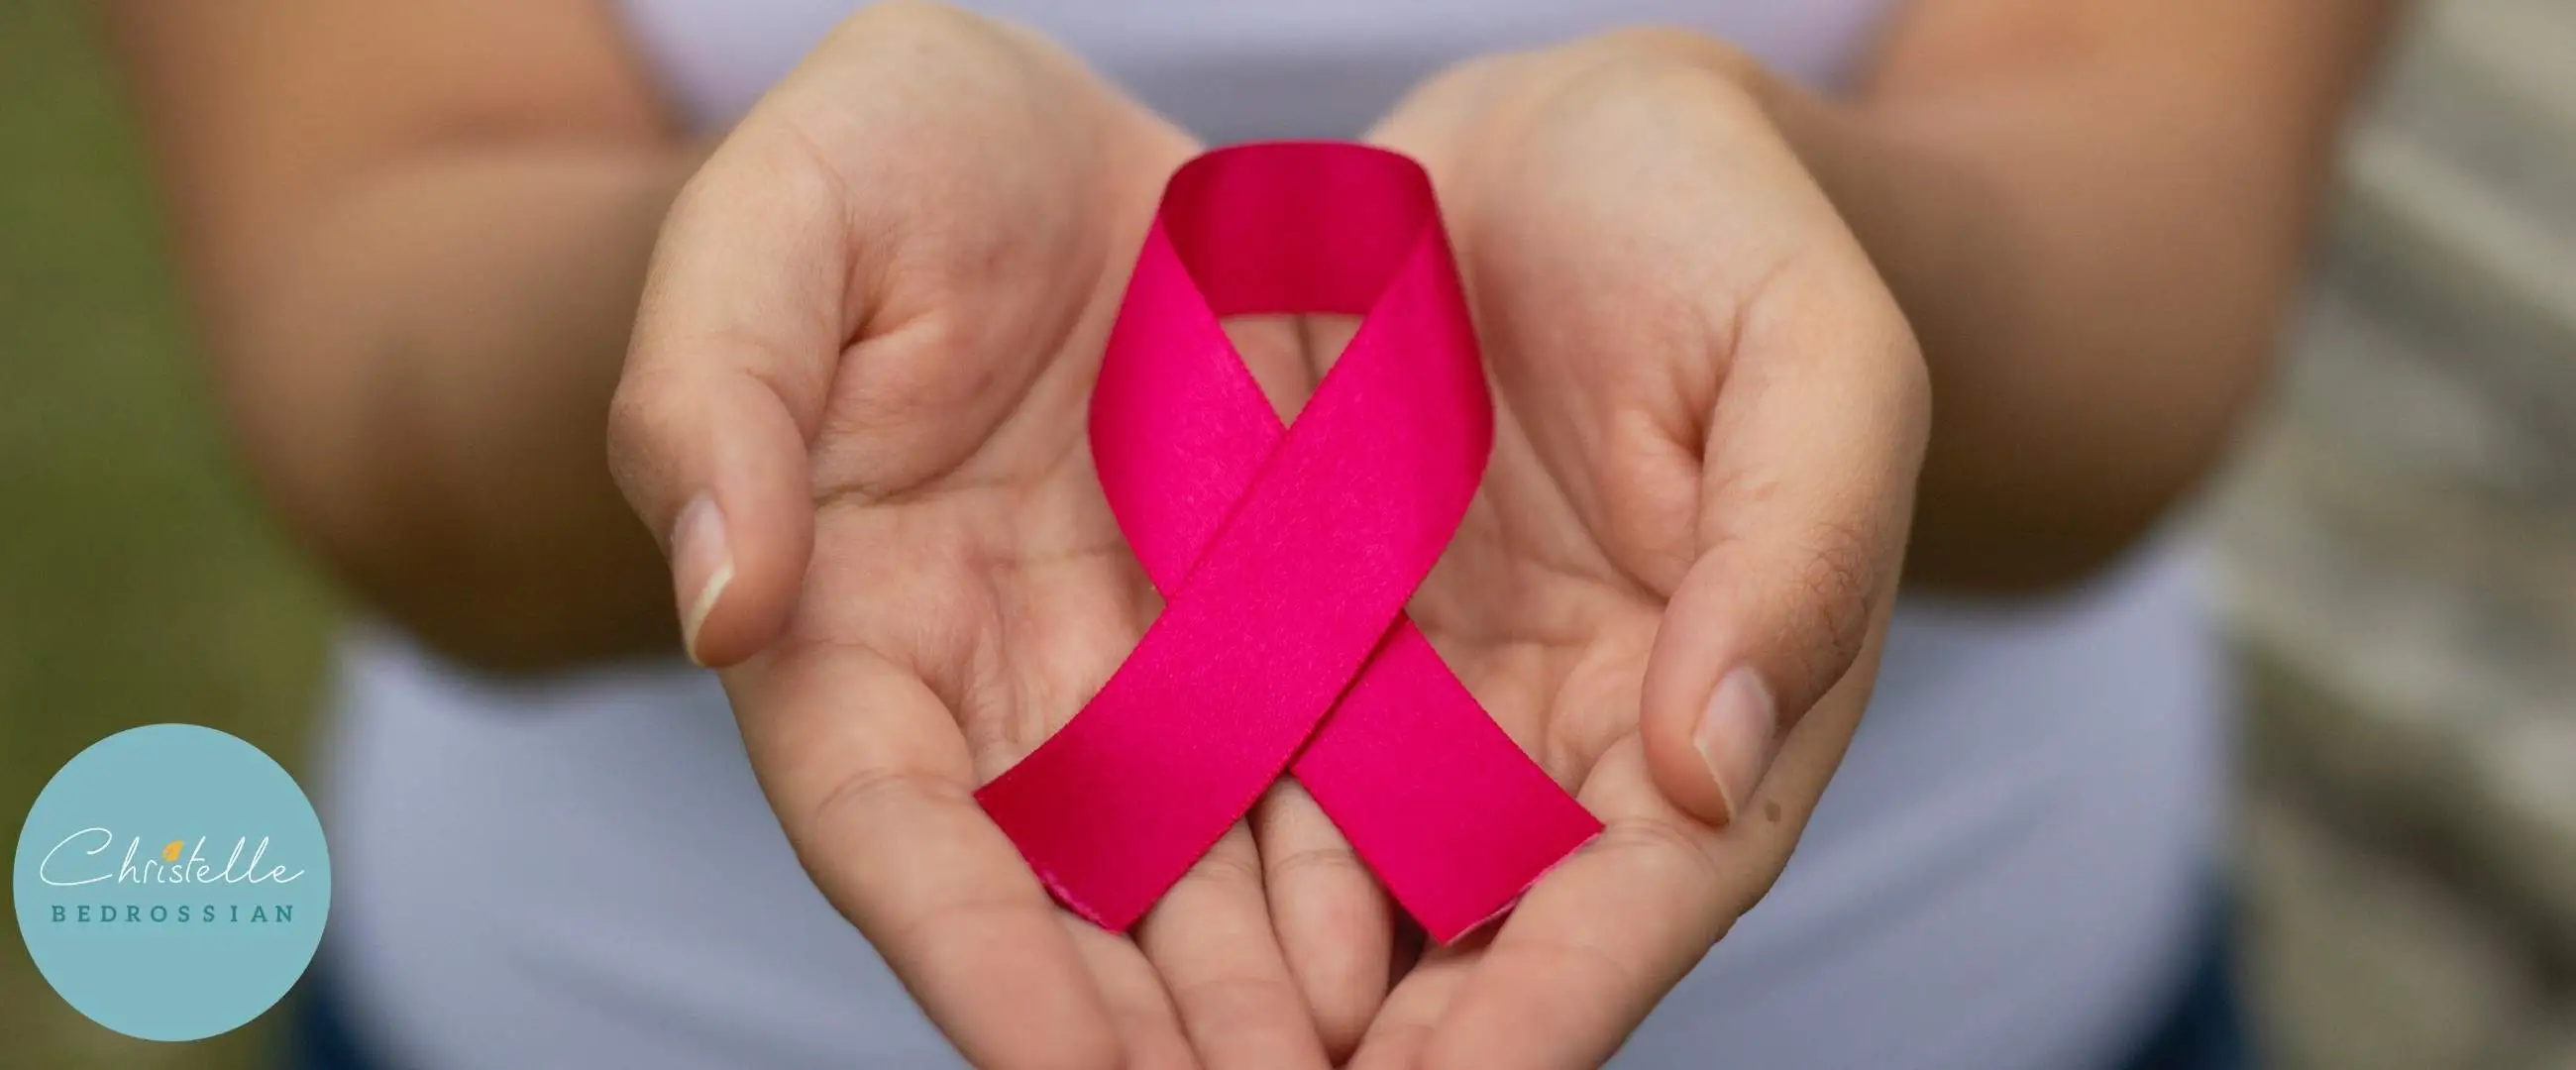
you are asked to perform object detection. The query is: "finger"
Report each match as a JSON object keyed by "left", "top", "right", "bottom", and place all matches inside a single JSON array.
[
  {"left": 1253, "top": 780, "right": 1394, "bottom": 1058},
  {"left": 1414, "top": 710, "right": 1864, "bottom": 1070},
  {"left": 730, "top": 645, "right": 1126, "bottom": 1069},
  {"left": 1237, "top": 312, "right": 1394, "bottom": 1059},
  {"left": 1392, "top": 914, "right": 1430, "bottom": 982},
  {"left": 1639, "top": 260, "right": 1927, "bottom": 825},
  {"left": 606, "top": 126, "right": 848, "bottom": 667},
  {"left": 1063, "top": 918, "right": 1199, "bottom": 1070},
  {"left": 1343, "top": 943, "right": 1476, "bottom": 1070},
  {"left": 1224, "top": 315, "right": 1320, "bottom": 422},
  {"left": 1132, "top": 824, "right": 1334, "bottom": 1068}
]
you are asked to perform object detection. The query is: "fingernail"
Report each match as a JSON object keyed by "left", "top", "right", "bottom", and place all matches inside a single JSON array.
[
  {"left": 1692, "top": 668, "right": 1778, "bottom": 823},
  {"left": 671, "top": 493, "right": 732, "bottom": 666}
]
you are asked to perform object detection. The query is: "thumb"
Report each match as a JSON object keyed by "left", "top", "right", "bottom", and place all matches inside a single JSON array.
[
  {"left": 1638, "top": 269, "right": 1927, "bottom": 826},
  {"left": 1638, "top": 522, "right": 1894, "bottom": 827},
  {"left": 607, "top": 136, "right": 845, "bottom": 667}
]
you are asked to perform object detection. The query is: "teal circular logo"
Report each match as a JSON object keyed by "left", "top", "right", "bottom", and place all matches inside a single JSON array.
[{"left": 13, "top": 723, "right": 331, "bottom": 1041}]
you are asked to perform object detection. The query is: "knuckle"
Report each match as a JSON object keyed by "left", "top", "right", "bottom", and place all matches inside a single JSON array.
[
  {"left": 1803, "top": 269, "right": 1930, "bottom": 456},
  {"left": 603, "top": 362, "right": 668, "bottom": 439},
  {"left": 1886, "top": 331, "right": 1932, "bottom": 412},
  {"left": 602, "top": 368, "right": 680, "bottom": 499},
  {"left": 1187, "top": 843, "right": 1268, "bottom": 893},
  {"left": 602, "top": 377, "right": 648, "bottom": 456},
  {"left": 1872, "top": 324, "right": 1934, "bottom": 455},
  {"left": 1583, "top": 813, "right": 1726, "bottom": 900},
  {"left": 1261, "top": 843, "right": 1372, "bottom": 888},
  {"left": 1781, "top": 514, "right": 1881, "bottom": 691}
]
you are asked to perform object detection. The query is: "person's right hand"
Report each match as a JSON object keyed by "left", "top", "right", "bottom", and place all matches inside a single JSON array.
[{"left": 607, "top": 4, "right": 1376, "bottom": 1065}]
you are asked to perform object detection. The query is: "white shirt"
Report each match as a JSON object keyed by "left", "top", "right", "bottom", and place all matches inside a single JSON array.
[{"left": 318, "top": 4, "right": 2227, "bottom": 1067}]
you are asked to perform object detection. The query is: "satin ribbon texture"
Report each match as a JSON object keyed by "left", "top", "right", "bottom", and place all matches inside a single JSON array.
[{"left": 976, "top": 142, "right": 1602, "bottom": 942}]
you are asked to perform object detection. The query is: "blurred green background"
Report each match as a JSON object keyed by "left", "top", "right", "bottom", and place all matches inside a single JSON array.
[{"left": 2, "top": 3, "right": 335, "bottom": 1066}]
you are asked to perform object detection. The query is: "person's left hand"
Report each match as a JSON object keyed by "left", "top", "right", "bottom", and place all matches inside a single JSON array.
[{"left": 1322, "top": 31, "right": 1930, "bottom": 1067}]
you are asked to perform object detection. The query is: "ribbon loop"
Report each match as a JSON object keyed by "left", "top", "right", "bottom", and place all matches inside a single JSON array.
[{"left": 977, "top": 143, "right": 1600, "bottom": 942}]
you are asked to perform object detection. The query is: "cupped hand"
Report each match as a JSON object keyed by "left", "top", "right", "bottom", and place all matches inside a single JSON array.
[
  {"left": 607, "top": 4, "right": 1380, "bottom": 1066},
  {"left": 1339, "top": 32, "right": 1931, "bottom": 1068}
]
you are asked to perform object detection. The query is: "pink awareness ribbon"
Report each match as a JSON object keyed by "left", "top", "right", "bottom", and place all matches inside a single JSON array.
[{"left": 976, "top": 142, "right": 1601, "bottom": 942}]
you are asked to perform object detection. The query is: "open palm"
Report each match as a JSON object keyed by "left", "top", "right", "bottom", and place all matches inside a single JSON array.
[
  {"left": 608, "top": 6, "right": 1369, "bottom": 1067},
  {"left": 614, "top": 10, "right": 1928, "bottom": 1069},
  {"left": 1342, "top": 35, "right": 1930, "bottom": 1068}
]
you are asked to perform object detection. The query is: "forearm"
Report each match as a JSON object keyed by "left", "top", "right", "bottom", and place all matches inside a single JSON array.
[
  {"left": 1731, "top": 7, "right": 2390, "bottom": 592},
  {"left": 1753, "top": 84, "right": 2295, "bottom": 590},
  {"left": 215, "top": 146, "right": 696, "bottom": 670}
]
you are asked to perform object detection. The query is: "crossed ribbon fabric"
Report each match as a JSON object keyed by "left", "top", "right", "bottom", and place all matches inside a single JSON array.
[{"left": 976, "top": 142, "right": 1601, "bottom": 942}]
